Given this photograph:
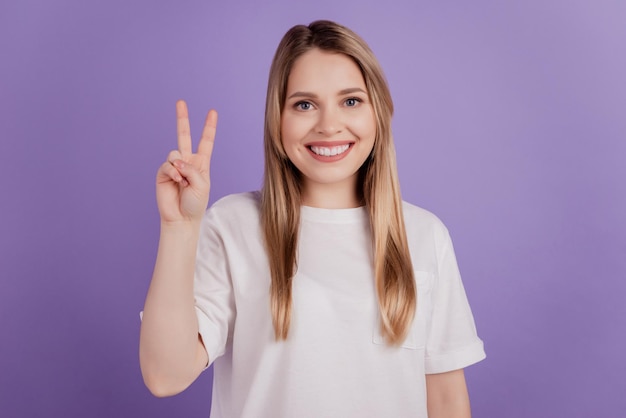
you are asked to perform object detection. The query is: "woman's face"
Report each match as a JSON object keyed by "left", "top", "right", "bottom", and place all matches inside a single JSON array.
[{"left": 281, "top": 48, "right": 376, "bottom": 207}]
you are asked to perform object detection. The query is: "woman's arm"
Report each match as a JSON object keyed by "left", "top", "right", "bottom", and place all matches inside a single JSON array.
[
  {"left": 139, "top": 101, "right": 217, "bottom": 397},
  {"left": 426, "top": 369, "right": 472, "bottom": 418},
  {"left": 139, "top": 221, "right": 209, "bottom": 397}
]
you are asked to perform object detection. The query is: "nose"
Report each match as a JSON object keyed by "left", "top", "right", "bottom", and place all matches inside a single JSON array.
[{"left": 315, "top": 106, "right": 343, "bottom": 136}]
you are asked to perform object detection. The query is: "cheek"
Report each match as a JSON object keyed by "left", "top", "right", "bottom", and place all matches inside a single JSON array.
[
  {"left": 280, "top": 117, "right": 302, "bottom": 159},
  {"left": 281, "top": 114, "right": 309, "bottom": 146},
  {"left": 280, "top": 118, "right": 292, "bottom": 150},
  {"left": 280, "top": 115, "right": 294, "bottom": 142},
  {"left": 351, "top": 111, "right": 377, "bottom": 138}
]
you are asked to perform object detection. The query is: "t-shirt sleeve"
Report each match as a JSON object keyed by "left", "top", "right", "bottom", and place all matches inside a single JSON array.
[
  {"left": 193, "top": 209, "right": 236, "bottom": 369},
  {"left": 424, "top": 227, "right": 486, "bottom": 374}
]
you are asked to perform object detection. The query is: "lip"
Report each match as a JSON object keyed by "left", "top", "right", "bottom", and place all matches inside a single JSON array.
[{"left": 305, "top": 141, "right": 355, "bottom": 162}]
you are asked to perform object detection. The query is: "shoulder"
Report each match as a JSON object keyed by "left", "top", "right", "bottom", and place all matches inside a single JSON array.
[
  {"left": 402, "top": 202, "right": 449, "bottom": 234},
  {"left": 402, "top": 201, "right": 452, "bottom": 249},
  {"left": 202, "top": 191, "right": 261, "bottom": 229},
  {"left": 210, "top": 191, "right": 261, "bottom": 213}
]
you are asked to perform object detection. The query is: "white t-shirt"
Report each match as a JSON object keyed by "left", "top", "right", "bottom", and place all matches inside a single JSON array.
[{"left": 194, "top": 192, "right": 485, "bottom": 418}]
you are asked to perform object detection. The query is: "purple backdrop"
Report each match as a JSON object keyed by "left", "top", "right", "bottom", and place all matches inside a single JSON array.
[{"left": 1, "top": 0, "right": 625, "bottom": 416}]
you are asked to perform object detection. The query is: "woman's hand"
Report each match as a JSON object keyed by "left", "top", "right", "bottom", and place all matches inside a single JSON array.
[{"left": 156, "top": 100, "right": 218, "bottom": 224}]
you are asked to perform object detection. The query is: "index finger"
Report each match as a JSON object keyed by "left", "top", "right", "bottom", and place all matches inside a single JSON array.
[
  {"left": 197, "top": 109, "right": 218, "bottom": 160},
  {"left": 176, "top": 100, "right": 192, "bottom": 156}
]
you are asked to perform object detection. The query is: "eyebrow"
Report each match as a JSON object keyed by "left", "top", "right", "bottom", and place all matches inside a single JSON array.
[{"left": 287, "top": 87, "right": 367, "bottom": 100}]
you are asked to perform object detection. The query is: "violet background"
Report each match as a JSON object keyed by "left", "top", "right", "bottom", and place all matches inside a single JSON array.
[{"left": 1, "top": 0, "right": 625, "bottom": 416}]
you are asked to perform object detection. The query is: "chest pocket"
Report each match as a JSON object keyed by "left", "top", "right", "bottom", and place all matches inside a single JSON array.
[{"left": 373, "top": 271, "right": 434, "bottom": 349}]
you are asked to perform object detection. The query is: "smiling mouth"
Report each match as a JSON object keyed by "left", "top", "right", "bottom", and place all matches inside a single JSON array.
[{"left": 308, "top": 144, "right": 351, "bottom": 156}]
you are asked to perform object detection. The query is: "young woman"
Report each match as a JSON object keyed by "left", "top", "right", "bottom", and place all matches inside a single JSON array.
[{"left": 140, "top": 20, "right": 485, "bottom": 418}]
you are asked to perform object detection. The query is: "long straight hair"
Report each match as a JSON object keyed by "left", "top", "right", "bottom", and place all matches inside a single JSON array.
[{"left": 261, "top": 20, "right": 416, "bottom": 345}]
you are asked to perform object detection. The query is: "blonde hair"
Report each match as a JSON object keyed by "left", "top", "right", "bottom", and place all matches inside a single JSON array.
[{"left": 261, "top": 20, "right": 416, "bottom": 345}]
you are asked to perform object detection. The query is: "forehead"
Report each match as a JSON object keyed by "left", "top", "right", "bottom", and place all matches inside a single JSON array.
[{"left": 286, "top": 49, "right": 366, "bottom": 92}]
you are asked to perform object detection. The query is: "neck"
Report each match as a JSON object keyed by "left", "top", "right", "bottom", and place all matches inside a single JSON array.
[{"left": 300, "top": 177, "right": 363, "bottom": 209}]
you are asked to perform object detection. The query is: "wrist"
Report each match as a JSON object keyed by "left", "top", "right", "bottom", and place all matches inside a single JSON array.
[{"left": 159, "top": 218, "right": 202, "bottom": 235}]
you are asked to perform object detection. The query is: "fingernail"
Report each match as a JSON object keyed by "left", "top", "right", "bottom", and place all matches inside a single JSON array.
[{"left": 173, "top": 160, "right": 184, "bottom": 169}]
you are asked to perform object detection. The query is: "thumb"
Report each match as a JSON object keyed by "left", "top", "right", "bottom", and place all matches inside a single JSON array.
[{"left": 171, "top": 160, "right": 209, "bottom": 191}]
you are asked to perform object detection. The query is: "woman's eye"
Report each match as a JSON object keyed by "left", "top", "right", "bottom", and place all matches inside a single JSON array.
[
  {"left": 295, "top": 101, "right": 312, "bottom": 111},
  {"left": 345, "top": 97, "right": 361, "bottom": 107}
]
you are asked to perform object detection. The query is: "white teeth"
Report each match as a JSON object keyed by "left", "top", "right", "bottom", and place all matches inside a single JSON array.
[{"left": 310, "top": 144, "right": 350, "bottom": 156}]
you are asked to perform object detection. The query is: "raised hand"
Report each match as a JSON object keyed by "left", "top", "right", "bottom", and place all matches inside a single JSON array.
[{"left": 156, "top": 100, "right": 218, "bottom": 224}]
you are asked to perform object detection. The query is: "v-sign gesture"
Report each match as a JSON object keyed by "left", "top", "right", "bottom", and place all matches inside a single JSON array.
[{"left": 156, "top": 100, "right": 218, "bottom": 224}]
